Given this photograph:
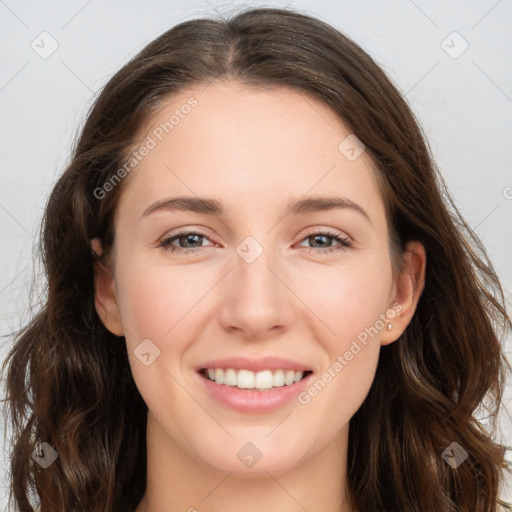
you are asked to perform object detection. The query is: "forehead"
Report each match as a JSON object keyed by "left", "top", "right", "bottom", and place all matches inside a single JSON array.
[{"left": 116, "top": 80, "right": 385, "bottom": 224}]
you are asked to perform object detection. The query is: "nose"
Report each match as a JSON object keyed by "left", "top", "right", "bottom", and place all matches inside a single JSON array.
[{"left": 218, "top": 240, "right": 294, "bottom": 341}]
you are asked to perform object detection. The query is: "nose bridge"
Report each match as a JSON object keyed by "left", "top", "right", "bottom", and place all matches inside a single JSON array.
[
  {"left": 220, "top": 233, "right": 291, "bottom": 336},
  {"left": 235, "top": 233, "right": 284, "bottom": 305}
]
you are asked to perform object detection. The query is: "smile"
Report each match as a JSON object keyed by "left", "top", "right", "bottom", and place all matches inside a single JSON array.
[{"left": 200, "top": 368, "right": 313, "bottom": 391}]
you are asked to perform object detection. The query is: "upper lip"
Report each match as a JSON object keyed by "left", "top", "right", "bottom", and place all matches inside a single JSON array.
[{"left": 197, "top": 356, "right": 313, "bottom": 373}]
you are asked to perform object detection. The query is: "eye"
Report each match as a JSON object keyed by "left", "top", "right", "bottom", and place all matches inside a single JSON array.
[
  {"left": 296, "top": 229, "right": 352, "bottom": 254},
  {"left": 158, "top": 230, "right": 214, "bottom": 254},
  {"left": 157, "top": 228, "right": 352, "bottom": 255}
]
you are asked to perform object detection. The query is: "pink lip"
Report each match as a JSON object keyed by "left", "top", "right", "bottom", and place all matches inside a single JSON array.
[
  {"left": 196, "top": 356, "right": 312, "bottom": 373},
  {"left": 194, "top": 368, "right": 313, "bottom": 414}
]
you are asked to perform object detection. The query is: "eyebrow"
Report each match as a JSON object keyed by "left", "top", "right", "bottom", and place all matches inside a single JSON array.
[{"left": 142, "top": 195, "right": 371, "bottom": 223}]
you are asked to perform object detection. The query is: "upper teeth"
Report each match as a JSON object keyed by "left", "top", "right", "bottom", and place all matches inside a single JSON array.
[{"left": 205, "top": 368, "right": 306, "bottom": 390}]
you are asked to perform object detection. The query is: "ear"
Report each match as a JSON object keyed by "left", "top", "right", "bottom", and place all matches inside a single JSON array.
[
  {"left": 381, "top": 241, "right": 426, "bottom": 346},
  {"left": 91, "top": 237, "right": 124, "bottom": 337}
]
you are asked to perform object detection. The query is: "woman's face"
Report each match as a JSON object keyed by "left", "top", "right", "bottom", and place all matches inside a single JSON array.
[{"left": 94, "top": 80, "right": 421, "bottom": 477}]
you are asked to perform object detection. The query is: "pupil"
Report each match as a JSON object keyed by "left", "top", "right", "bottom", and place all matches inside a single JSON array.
[
  {"left": 182, "top": 234, "right": 201, "bottom": 247},
  {"left": 311, "top": 235, "right": 329, "bottom": 248}
]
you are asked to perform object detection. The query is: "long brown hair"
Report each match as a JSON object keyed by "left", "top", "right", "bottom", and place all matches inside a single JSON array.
[{"left": 2, "top": 7, "right": 511, "bottom": 511}]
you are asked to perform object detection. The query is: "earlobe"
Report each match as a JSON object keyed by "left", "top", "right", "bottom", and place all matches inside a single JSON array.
[
  {"left": 91, "top": 237, "right": 124, "bottom": 337},
  {"left": 381, "top": 241, "right": 426, "bottom": 346}
]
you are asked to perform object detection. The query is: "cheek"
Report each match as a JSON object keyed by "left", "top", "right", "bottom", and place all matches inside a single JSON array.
[
  {"left": 114, "top": 260, "right": 222, "bottom": 401},
  {"left": 116, "top": 259, "right": 204, "bottom": 343},
  {"left": 295, "top": 281, "right": 385, "bottom": 441},
  {"left": 293, "top": 257, "right": 393, "bottom": 344},
  {"left": 295, "top": 345, "right": 379, "bottom": 454},
  {"left": 292, "top": 259, "right": 391, "bottom": 415},
  {"left": 114, "top": 265, "right": 204, "bottom": 422}
]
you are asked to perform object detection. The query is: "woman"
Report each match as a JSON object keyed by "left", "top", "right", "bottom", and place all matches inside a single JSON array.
[{"left": 2, "top": 6, "right": 511, "bottom": 512}]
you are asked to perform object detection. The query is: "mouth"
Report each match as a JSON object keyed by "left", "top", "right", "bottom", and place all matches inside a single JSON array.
[
  {"left": 198, "top": 367, "right": 313, "bottom": 391},
  {"left": 195, "top": 356, "right": 315, "bottom": 412}
]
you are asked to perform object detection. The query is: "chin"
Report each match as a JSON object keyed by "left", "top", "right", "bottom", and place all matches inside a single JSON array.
[{"left": 192, "top": 435, "right": 309, "bottom": 477}]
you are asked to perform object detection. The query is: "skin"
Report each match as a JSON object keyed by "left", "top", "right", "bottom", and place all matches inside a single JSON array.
[{"left": 92, "top": 80, "right": 426, "bottom": 512}]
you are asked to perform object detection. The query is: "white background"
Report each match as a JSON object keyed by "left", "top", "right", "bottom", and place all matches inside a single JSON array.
[{"left": 1, "top": 0, "right": 511, "bottom": 508}]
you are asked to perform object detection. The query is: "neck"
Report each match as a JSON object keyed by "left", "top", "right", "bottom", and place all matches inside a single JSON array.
[{"left": 135, "top": 412, "right": 352, "bottom": 512}]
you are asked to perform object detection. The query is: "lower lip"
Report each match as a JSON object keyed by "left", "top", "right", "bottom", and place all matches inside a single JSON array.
[{"left": 197, "top": 371, "right": 313, "bottom": 413}]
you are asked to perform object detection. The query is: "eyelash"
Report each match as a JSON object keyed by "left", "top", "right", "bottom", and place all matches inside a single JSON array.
[{"left": 157, "top": 229, "right": 352, "bottom": 255}]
